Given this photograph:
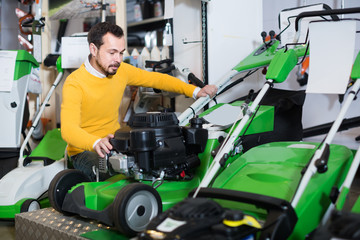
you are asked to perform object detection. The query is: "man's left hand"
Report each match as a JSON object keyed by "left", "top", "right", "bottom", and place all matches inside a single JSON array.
[{"left": 196, "top": 85, "right": 218, "bottom": 99}]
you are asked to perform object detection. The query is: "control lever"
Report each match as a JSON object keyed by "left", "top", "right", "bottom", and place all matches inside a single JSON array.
[
  {"left": 261, "top": 31, "right": 276, "bottom": 49},
  {"left": 269, "top": 30, "right": 275, "bottom": 40},
  {"left": 188, "top": 73, "right": 205, "bottom": 88},
  {"left": 261, "top": 31, "right": 267, "bottom": 44},
  {"left": 244, "top": 89, "right": 255, "bottom": 105}
]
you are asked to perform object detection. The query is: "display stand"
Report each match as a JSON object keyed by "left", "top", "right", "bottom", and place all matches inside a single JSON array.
[{"left": 15, "top": 208, "right": 111, "bottom": 240}]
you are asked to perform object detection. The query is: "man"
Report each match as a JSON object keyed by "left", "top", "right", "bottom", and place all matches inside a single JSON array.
[{"left": 61, "top": 22, "right": 217, "bottom": 181}]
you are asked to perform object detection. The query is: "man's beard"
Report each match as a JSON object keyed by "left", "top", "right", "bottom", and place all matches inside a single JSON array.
[{"left": 95, "top": 58, "right": 120, "bottom": 76}]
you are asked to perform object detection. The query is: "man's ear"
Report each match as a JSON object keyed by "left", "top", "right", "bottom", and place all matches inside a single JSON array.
[{"left": 89, "top": 43, "right": 98, "bottom": 57}]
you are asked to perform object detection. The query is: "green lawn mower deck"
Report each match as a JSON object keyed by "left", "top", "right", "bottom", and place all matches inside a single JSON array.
[{"left": 211, "top": 141, "right": 353, "bottom": 239}]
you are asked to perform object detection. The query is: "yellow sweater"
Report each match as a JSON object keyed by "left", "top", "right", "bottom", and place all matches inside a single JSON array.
[{"left": 61, "top": 62, "right": 196, "bottom": 156}]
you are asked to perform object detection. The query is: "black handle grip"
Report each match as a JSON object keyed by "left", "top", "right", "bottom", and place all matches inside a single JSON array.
[
  {"left": 269, "top": 30, "right": 275, "bottom": 39},
  {"left": 188, "top": 73, "right": 205, "bottom": 88},
  {"left": 295, "top": 7, "right": 360, "bottom": 31},
  {"left": 44, "top": 54, "right": 60, "bottom": 67},
  {"left": 245, "top": 89, "right": 255, "bottom": 104},
  {"left": 158, "top": 65, "right": 175, "bottom": 74},
  {"left": 261, "top": 31, "right": 267, "bottom": 43},
  {"left": 23, "top": 156, "right": 56, "bottom": 167},
  {"left": 144, "top": 59, "right": 172, "bottom": 71}
]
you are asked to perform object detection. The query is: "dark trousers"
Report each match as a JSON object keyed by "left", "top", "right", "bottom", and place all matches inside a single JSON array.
[{"left": 70, "top": 151, "right": 110, "bottom": 181}]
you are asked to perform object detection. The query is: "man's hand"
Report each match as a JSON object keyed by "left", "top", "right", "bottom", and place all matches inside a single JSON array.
[
  {"left": 196, "top": 85, "right": 218, "bottom": 99},
  {"left": 94, "top": 134, "right": 114, "bottom": 158}
]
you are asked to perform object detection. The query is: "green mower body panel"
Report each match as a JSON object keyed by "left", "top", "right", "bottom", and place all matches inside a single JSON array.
[
  {"left": 351, "top": 197, "right": 360, "bottom": 214},
  {"left": 0, "top": 197, "right": 50, "bottom": 219},
  {"left": 351, "top": 51, "right": 360, "bottom": 79},
  {"left": 0, "top": 198, "right": 28, "bottom": 219},
  {"left": 198, "top": 101, "right": 274, "bottom": 136},
  {"left": 233, "top": 40, "right": 280, "bottom": 72},
  {"left": 266, "top": 48, "right": 298, "bottom": 83},
  {"left": 29, "top": 128, "right": 67, "bottom": 160},
  {"left": 75, "top": 175, "right": 202, "bottom": 212},
  {"left": 13, "top": 50, "right": 39, "bottom": 81}
]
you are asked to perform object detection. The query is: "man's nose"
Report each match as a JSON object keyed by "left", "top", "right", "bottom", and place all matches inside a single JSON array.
[{"left": 114, "top": 53, "right": 122, "bottom": 62}]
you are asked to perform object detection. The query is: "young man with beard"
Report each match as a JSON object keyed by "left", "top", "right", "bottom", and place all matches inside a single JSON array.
[{"left": 61, "top": 22, "right": 217, "bottom": 181}]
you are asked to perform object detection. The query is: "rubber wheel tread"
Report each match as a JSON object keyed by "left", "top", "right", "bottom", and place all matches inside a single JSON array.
[
  {"left": 113, "top": 183, "right": 162, "bottom": 237},
  {"left": 48, "top": 169, "right": 90, "bottom": 215}
]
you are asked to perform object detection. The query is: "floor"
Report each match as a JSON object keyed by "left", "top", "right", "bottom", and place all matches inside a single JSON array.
[{"left": 0, "top": 221, "right": 15, "bottom": 240}]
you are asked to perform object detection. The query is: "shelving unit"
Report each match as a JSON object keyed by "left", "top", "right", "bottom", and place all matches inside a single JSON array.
[
  {"left": 123, "top": 0, "right": 169, "bottom": 49},
  {"left": 128, "top": 16, "right": 165, "bottom": 28}
]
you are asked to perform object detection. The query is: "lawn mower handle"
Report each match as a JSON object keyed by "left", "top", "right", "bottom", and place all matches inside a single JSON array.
[
  {"left": 294, "top": 7, "right": 360, "bottom": 32},
  {"left": 178, "top": 69, "right": 239, "bottom": 126},
  {"left": 18, "top": 60, "right": 64, "bottom": 167}
]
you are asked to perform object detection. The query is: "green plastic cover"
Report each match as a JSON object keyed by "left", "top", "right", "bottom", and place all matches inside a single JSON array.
[
  {"left": 351, "top": 51, "right": 360, "bottom": 79},
  {"left": 266, "top": 48, "right": 298, "bottom": 83},
  {"left": 56, "top": 55, "right": 63, "bottom": 73},
  {"left": 29, "top": 128, "right": 67, "bottom": 160},
  {"left": 232, "top": 40, "right": 280, "bottom": 72},
  {"left": 13, "top": 50, "right": 39, "bottom": 80}
]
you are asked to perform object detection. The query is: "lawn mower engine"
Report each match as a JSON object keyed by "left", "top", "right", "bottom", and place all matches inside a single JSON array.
[{"left": 99, "top": 112, "right": 208, "bottom": 181}]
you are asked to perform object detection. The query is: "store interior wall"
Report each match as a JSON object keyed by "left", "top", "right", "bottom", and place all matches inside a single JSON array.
[
  {"left": 207, "top": 0, "right": 264, "bottom": 105},
  {"left": 1, "top": 0, "right": 359, "bottom": 149},
  {"left": 172, "top": 0, "right": 203, "bottom": 113}
]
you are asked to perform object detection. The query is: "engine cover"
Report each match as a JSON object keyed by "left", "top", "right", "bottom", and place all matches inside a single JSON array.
[{"left": 110, "top": 112, "right": 207, "bottom": 175}]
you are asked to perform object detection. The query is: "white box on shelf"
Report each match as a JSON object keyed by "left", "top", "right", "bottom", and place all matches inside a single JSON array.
[{"left": 61, "top": 36, "right": 89, "bottom": 69}]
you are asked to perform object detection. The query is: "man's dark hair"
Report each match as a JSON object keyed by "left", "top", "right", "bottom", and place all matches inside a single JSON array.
[{"left": 87, "top": 22, "right": 124, "bottom": 48}]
